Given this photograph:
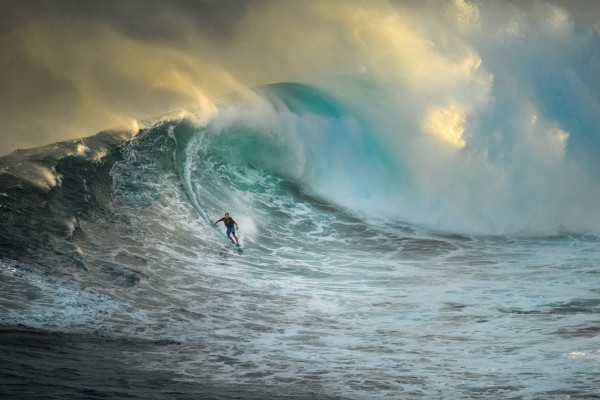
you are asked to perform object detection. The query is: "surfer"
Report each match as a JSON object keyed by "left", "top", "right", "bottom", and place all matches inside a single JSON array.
[{"left": 213, "top": 213, "right": 240, "bottom": 246}]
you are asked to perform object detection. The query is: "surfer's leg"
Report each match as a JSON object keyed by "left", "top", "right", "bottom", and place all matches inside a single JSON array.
[
  {"left": 233, "top": 233, "right": 240, "bottom": 245},
  {"left": 226, "top": 227, "right": 236, "bottom": 244}
]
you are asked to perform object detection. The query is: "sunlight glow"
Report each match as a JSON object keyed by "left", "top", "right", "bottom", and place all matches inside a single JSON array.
[{"left": 422, "top": 104, "right": 467, "bottom": 148}]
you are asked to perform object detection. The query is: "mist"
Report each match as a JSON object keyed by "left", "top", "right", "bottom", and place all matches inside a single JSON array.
[
  {"left": 2, "top": 0, "right": 600, "bottom": 233},
  {"left": 1, "top": 0, "right": 595, "bottom": 154}
]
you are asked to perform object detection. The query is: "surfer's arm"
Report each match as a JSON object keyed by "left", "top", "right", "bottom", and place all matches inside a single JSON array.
[{"left": 213, "top": 218, "right": 223, "bottom": 226}]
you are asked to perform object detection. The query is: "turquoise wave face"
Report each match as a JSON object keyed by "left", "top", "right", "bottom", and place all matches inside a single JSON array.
[
  {"left": 3, "top": 79, "right": 600, "bottom": 242},
  {"left": 103, "top": 80, "right": 600, "bottom": 236},
  {"left": 162, "top": 83, "right": 407, "bottom": 231},
  {"left": 254, "top": 83, "right": 344, "bottom": 117}
]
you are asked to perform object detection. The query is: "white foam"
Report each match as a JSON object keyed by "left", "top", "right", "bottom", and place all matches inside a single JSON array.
[{"left": 0, "top": 260, "right": 148, "bottom": 334}]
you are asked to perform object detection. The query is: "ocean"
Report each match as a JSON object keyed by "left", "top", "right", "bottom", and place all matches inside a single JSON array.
[{"left": 1, "top": 81, "right": 599, "bottom": 399}]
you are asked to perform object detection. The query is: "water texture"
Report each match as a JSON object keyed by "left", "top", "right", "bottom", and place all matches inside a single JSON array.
[{"left": 1, "top": 82, "right": 599, "bottom": 399}]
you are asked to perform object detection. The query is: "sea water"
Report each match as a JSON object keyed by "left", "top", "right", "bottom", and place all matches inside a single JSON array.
[{"left": 1, "top": 83, "right": 599, "bottom": 399}]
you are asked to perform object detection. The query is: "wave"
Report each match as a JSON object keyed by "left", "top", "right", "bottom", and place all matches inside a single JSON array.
[
  {"left": 2, "top": 80, "right": 600, "bottom": 266},
  {"left": 182, "top": 80, "right": 600, "bottom": 236},
  {"left": 1, "top": 81, "right": 599, "bottom": 400},
  {"left": 2, "top": 3, "right": 600, "bottom": 397}
]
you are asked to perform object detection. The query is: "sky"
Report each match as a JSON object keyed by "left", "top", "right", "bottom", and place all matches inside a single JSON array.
[{"left": 1, "top": 0, "right": 600, "bottom": 156}]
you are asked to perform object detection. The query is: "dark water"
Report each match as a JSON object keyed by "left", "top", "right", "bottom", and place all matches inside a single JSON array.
[{"left": 1, "top": 325, "right": 345, "bottom": 400}]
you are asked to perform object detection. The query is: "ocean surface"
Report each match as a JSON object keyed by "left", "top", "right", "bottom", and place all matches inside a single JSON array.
[{"left": 1, "top": 82, "right": 599, "bottom": 399}]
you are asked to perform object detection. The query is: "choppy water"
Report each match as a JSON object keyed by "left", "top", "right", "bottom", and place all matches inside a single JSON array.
[{"left": 1, "top": 83, "right": 599, "bottom": 399}]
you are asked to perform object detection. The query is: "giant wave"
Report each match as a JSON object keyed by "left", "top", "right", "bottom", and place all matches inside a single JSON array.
[
  {"left": 2, "top": 81, "right": 600, "bottom": 399},
  {"left": 2, "top": 78, "right": 600, "bottom": 267},
  {"left": 2, "top": 1, "right": 600, "bottom": 398}
]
